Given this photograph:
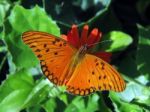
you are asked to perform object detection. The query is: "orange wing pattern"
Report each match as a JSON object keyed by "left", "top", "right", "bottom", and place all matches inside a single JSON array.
[
  {"left": 66, "top": 54, "right": 126, "bottom": 95},
  {"left": 22, "top": 31, "right": 125, "bottom": 96},
  {"left": 22, "top": 31, "right": 76, "bottom": 85}
]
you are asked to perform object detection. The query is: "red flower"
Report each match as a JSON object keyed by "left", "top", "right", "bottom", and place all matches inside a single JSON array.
[{"left": 61, "top": 25, "right": 112, "bottom": 63}]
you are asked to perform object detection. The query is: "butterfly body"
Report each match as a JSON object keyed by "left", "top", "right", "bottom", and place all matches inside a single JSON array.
[
  {"left": 71, "top": 45, "right": 88, "bottom": 66},
  {"left": 22, "top": 29, "right": 126, "bottom": 96}
]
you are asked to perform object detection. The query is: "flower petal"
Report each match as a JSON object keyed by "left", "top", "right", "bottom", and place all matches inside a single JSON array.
[
  {"left": 81, "top": 25, "right": 89, "bottom": 45},
  {"left": 67, "top": 31, "right": 75, "bottom": 45},
  {"left": 69, "top": 25, "right": 80, "bottom": 48},
  {"left": 87, "top": 28, "right": 101, "bottom": 47},
  {"left": 94, "top": 52, "right": 112, "bottom": 63}
]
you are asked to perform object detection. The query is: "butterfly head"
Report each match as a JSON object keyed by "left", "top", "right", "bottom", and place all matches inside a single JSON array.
[{"left": 79, "top": 44, "right": 88, "bottom": 54}]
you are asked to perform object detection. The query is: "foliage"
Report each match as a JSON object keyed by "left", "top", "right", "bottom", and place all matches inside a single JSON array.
[{"left": 0, "top": 0, "right": 150, "bottom": 112}]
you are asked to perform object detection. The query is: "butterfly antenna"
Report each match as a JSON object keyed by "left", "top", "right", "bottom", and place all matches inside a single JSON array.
[{"left": 87, "top": 40, "right": 112, "bottom": 47}]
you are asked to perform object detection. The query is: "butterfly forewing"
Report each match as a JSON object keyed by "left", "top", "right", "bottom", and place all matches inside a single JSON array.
[
  {"left": 22, "top": 31, "right": 76, "bottom": 85},
  {"left": 66, "top": 54, "right": 126, "bottom": 96},
  {"left": 22, "top": 31, "right": 126, "bottom": 96}
]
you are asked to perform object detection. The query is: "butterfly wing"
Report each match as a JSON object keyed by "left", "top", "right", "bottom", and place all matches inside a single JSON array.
[
  {"left": 22, "top": 31, "right": 76, "bottom": 85},
  {"left": 66, "top": 54, "right": 126, "bottom": 96}
]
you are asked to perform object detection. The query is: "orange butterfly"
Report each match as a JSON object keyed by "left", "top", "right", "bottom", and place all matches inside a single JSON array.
[{"left": 22, "top": 25, "right": 126, "bottom": 96}]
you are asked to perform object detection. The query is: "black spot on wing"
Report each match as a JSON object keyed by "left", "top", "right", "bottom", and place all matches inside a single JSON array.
[
  {"left": 46, "top": 49, "right": 50, "bottom": 52},
  {"left": 54, "top": 52, "right": 58, "bottom": 55}
]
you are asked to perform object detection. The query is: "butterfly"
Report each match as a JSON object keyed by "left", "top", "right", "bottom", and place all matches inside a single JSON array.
[{"left": 22, "top": 25, "right": 126, "bottom": 96}]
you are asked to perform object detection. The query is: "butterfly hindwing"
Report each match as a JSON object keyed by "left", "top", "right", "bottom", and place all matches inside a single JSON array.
[
  {"left": 66, "top": 54, "right": 126, "bottom": 95},
  {"left": 22, "top": 31, "right": 76, "bottom": 85},
  {"left": 22, "top": 31, "right": 125, "bottom": 96}
]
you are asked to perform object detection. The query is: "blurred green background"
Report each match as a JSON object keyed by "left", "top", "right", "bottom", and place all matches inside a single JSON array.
[{"left": 0, "top": 0, "right": 150, "bottom": 112}]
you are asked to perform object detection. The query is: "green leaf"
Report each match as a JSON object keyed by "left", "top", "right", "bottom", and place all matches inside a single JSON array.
[
  {"left": 27, "top": 104, "right": 44, "bottom": 112},
  {"left": 119, "top": 54, "right": 140, "bottom": 78},
  {"left": 118, "top": 82, "right": 149, "bottom": 102},
  {"left": 22, "top": 79, "right": 51, "bottom": 108},
  {"left": 110, "top": 91, "right": 144, "bottom": 112},
  {"left": 9, "top": 5, "right": 60, "bottom": 35},
  {"left": 137, "top": 25, "right": 150, "bottom": 76},
  {"left": 3, "top": 5, "right": 60, "bottom": 68},
  {"left": 0, "top": 69, "right": 57, "bottom": 111},
  {"left": 136, "top": 0, "right": 150, "bottom": 21},
  {"left": 0, "top": 90, "right": 30, "bottom": 112},
  {"left": 110, "top": 80, "right": 150, "bottom": 111},
  {"left": 0, "top": 1, "right": 10, "bottom": 38},
  {"left": 58, "top": 94, "right": 68, "bottom": 105},
  {"left": 99, "top": 31, "right": 133, "bottom": 52},
  {"left": 65, "top": 94, "right": 99, "bottom": 112},
  {"left": 22, "top": 79, "right": 67, "bottom": 110},
  {"left": 65, "top": 97, "right": 85, "bottom": 112},
  {"left": 86, "top": 94, "right": 99, "bottom": 112},
  {"left": 43, "top": 98, "right": 56, "bottom": 112},
  {"left": 4, "top": 32, "right": 39, "bottom": 69},
  {"left": 0, "top": 69, "right": 34, "bottom": 112},
  {"left": 0, "top": 1, "right": 10, "bottom": 26}
]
